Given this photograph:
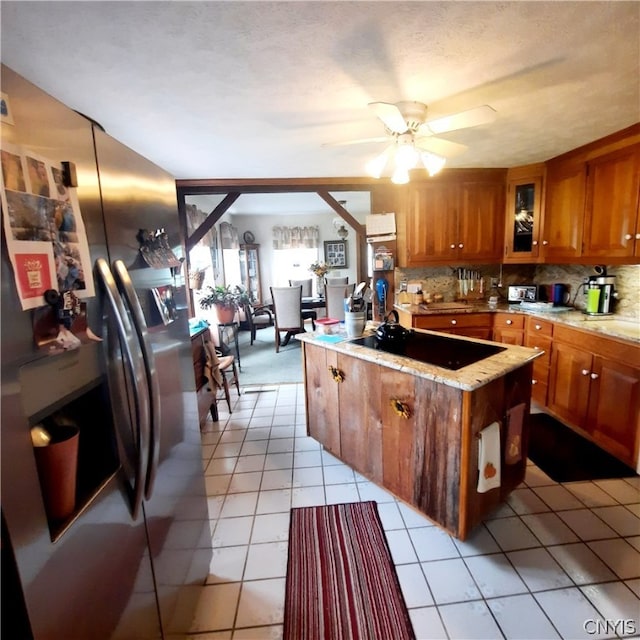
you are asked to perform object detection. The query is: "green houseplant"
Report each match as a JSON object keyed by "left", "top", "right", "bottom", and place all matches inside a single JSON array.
[{"left": 198, "top": 284, "right": 253, "bottom": 323}]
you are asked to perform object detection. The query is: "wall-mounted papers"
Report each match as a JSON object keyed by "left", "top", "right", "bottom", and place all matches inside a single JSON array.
[{"left": 365, "top": 212, "right": 396, "bottom": 237}]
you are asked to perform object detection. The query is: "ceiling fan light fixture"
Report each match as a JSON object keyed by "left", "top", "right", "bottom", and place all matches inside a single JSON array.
[
  {"left": 395, "top": 141, "right": 419, "bottom": 170},
  {"left": 421, "top": 151, "right": 446, "bottom": 177},
  {"left": 391, "top": 166, "right": 410, "bottom": 185},
  {"left": 365, "top": 146, "right": 392, "bottom": 179}
]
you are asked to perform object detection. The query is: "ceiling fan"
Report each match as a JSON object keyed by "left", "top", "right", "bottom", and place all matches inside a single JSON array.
[{"left": 329, "top": 101, "right": 497, "bottom": 183}]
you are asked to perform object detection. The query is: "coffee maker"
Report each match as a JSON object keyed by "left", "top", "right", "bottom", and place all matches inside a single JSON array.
[{"left": 583, "top": 266, "right": 617, "bottom": 316}]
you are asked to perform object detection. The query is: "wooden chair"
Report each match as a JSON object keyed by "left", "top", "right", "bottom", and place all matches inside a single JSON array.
[
  {"left": 242, "top": 302, "right": 274, "bottom": 345},
  {"left": 324, "top": 283, "right": 355, "bottom": 321},
  {"left": 270, "top": 285, "right": 305, "bottom": 352},
  {"left": 203, "top": 336, "right": 240, "bottom": 413},
  {"left": 289, "top": 279, "right": 317, "bottom": 330}
]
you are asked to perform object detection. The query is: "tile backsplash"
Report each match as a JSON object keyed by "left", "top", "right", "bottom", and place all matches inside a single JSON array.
[{"left": 396, "top": 264, "right": 639, "bottom": 321}]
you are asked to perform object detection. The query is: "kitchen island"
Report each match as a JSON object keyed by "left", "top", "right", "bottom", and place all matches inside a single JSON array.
[{"left": 298, "top": 329, "right": 542, "bottom": 540}]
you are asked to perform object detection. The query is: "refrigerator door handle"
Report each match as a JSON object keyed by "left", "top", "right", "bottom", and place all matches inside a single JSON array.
[
  {"left": 95, "top": 258, "right": 150, "bottom": 519},
  {"left": 112, "top": 259, "right": 161, "bottom": 499}
]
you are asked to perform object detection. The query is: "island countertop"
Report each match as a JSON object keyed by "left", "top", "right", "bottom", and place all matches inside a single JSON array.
[{"left": 297, "top": 328, "right": 542, "bottom": 392}]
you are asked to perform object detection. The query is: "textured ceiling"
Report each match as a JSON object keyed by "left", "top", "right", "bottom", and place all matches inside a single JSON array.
[{"left": 2, "top": 1, "right": 639, "bottom": 216}]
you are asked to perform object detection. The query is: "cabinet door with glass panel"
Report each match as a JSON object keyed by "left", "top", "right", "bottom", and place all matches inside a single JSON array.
[
  {"left": 239, "top": 243, "right": 261, "bottom": 303},
  {"left": 503, "top": 164, "right": 545, "bottom": 263}
]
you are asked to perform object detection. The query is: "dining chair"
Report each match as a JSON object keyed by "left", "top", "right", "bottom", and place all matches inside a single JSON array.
[
  {"left": 270, "top": 285, "right": 305, "bottom": 353},
  {"left": 326, "top": 276, "right": 349, "bottom": 285},
  {"left": 324, "top": 283, "right": 355, "bottom": 321},
  {"left": 242, "top": 302, "right": 274, "bottom": 345},
  {"left": 289, "top": 278, "right": 317, "bottom": 330},
  {"left": 289, "top": 278, "right": 312, "bottom": 296}
]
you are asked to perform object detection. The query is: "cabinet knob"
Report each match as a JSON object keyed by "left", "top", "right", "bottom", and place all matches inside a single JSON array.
[
  {"left": 532, "top": 379, "right": 538, "bottom": 385},
  {"left": 390, "top": 398, "right": 411, "bottom": 419},
  {"left": 532, "top": 240, "right": 538, "bottom": 246},
  {"left": 590, "top": 372, "right": 599, "bottom": 380},
  {"left": 535, "top": 324, "right": 542, "bottom": 330},
  {"left": 581, "top": 369, "right": 590, "bottom": 376},
  {"left": 506, "top": 320, "right": 513, "bottom": 325},
  {"left": 450, "top": 244, "right": 456, "bottom": 249},
  {"left": 625, "top": 234, "right": 633, "bottom": 240},
  {"left": 458, "top": 243, "right": 464, "bottom": 249},
  {"left": 636, "top": 234, "right": 640, "bottom": 240},
  {"left": 328, "top": 366, "right": 344, "bottom": 383},
  {"left": 542, "top": 240, "right": 549, "bottom": 245},
  {"left": 450, "top": 319, "right": 457, "bottom": 325}
]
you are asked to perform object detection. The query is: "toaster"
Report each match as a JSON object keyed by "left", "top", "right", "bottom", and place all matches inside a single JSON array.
[{"left": 508, "top": 285, "right": 539, "bottom": 303}]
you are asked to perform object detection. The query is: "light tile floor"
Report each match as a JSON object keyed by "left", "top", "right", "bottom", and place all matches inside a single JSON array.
[{"left": 186, "top": 384, "right": 640, "bottom": 640}]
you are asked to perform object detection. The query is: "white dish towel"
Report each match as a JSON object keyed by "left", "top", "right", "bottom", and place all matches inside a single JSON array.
[{"left": 477, "top": 421, "right": 501, "bottom": 493}]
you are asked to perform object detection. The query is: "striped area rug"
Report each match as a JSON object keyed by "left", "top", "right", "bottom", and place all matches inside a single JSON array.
[{"left": 284, "top": 501, "right": 415, "bottom": 640}]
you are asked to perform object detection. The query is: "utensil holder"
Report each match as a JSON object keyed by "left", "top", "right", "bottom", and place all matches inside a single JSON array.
[{"left": 344, "top": 311, "right": 366, "bottom": 338}]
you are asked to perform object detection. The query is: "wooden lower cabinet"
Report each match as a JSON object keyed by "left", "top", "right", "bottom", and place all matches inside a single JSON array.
[
  {"left": 548, "top": 325, "right": 640, "bottom": 467},
  {"left": 548, "top": 327, "right": 640, "bottom": 467},
  {"left": 302, "top": 341, "right": 532, "bottom": 539}
]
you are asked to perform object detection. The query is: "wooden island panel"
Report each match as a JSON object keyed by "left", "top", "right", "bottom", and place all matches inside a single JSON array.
[{"left": 302, "top": 340, "right": 533, "bottom": 539}]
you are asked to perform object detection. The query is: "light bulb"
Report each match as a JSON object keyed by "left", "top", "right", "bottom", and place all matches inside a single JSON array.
[
  {"left": 421, "top": 151, "right": 446, "bottom": 177},
  {"left": 391, "top": 166, "right": 410, "bottom": 184},
  {"left": 365, "top": 147, "right": 391, "bottom": 179},
  {"left": 395, "top": 143, "right": 419, "bottom": 170}
]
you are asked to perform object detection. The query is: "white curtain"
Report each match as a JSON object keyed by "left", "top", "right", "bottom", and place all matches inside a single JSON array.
[
  {"left": 185, "top": 204, "right": 217, "bottom": 247},
  {"left": 272, "top": 225, "right": 319, "bottom": 249},
  {"left": 219, "top": 221, "right": 240, "bottom": 249}
]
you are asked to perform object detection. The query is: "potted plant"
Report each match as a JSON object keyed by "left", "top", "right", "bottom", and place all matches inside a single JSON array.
[{"left": 198, "top": 284, "right": 253, "bottom": 324}]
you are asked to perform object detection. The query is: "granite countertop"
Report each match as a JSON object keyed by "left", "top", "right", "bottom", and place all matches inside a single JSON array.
[
  {"left": 394, "top": 302, "right": 640, "bottom": 344},
  {"left": 297, "top": 329, "right": 542, "bottom": 392}
]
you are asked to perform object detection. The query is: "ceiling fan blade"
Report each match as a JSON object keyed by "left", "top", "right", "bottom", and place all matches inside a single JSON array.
[
  {"left": 421, "top": 105, "right": 497, "bottom": 135},
  {"left": 368, "top": 102, "right": 408, "bottom": 134},
  {"left": 322, "top": 136, "right": 388, "bottom": 147},
  {"left": 414, "top": 136, "right": 468, "bottom": 158}
]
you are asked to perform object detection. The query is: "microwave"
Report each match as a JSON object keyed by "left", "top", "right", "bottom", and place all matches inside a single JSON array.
[{"left": 508, "top": 285, "right": 539, "bottom": 303}]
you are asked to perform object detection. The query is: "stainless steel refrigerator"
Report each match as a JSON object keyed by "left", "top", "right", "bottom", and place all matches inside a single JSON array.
[{"left": 1, "top": 65, "right": 212, "bottom": 639}]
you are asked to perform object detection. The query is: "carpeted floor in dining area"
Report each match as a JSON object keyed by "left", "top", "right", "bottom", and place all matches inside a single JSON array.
[{"left": 234, "top": 325, "right": 304, "bottom": 387}]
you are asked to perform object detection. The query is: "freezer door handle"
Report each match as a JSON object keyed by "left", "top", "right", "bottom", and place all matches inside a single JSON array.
[
  {"left": 95, "top": 258, "right": 150, "bottom": 519},
  {"left": 113, "top": 259, "right": 161, "bottom": 499}
]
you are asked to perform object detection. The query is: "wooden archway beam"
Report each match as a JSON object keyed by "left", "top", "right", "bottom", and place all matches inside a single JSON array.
[{"left": 186, "top": 192, "right": 240, "bottom": 251}]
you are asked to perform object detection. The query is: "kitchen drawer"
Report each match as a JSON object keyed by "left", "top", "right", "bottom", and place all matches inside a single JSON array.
[
  {"left": 526, "top": 316, "right": 554, "bottom": 337},
  {"left": 493, "top": 313, "right": 525, "bottom": 330},
  {"left": 414, "top": 313, "right": 492, "bottom": 331}
]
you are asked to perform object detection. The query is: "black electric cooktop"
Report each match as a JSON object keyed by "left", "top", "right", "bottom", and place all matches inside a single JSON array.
[{"left": 351, "top": 333, "right": 506, "bottom": 371}]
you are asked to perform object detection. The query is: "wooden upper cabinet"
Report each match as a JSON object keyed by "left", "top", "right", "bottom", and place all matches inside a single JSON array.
[
  {"left": 582, "top": 144, "right": 640, "bottom": 260},
  {"left": 404, "top": 170, "right": 506, "bottom": 266},
  {"left": 406, "top": 181, "right": 458, "bottom": 263},
  {"left": 541, "top": 159, "right": 586, "bottom": 260},
  {"left": 458, "top": 181, "right": 505, "bottom": 261},
  {"left": 503, "top": 163, "right": 545, "bottom": 263},
  {"left": 538, "top": 123, "right": 640, "bottom": 264}
]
